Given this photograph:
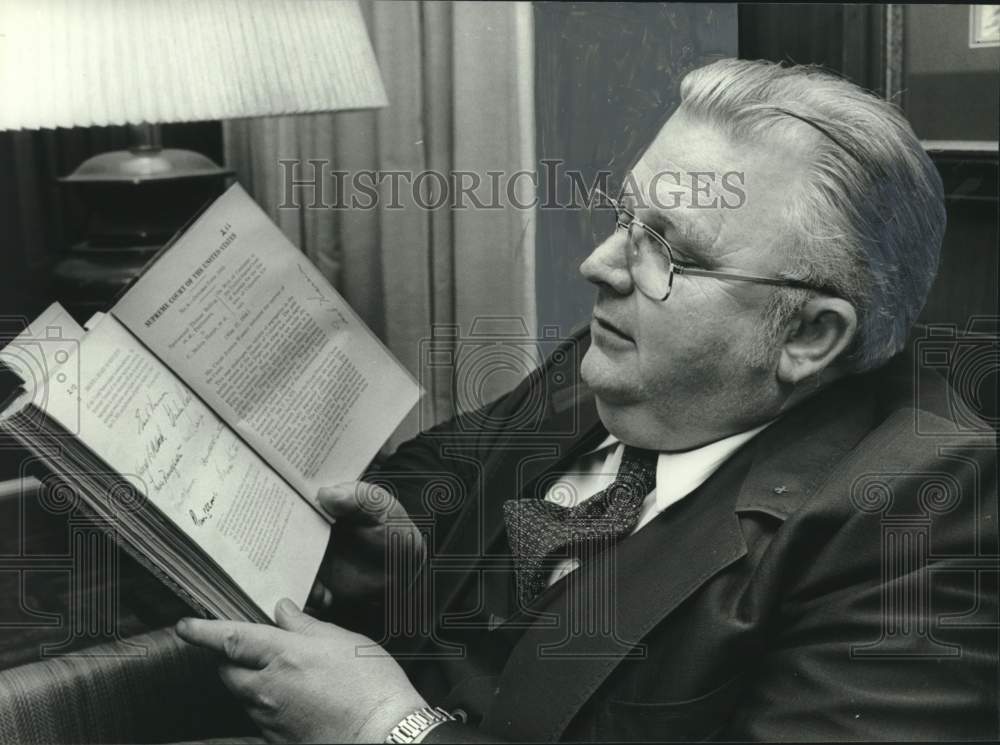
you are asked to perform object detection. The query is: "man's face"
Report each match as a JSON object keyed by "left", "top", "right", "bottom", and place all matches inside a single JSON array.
[{"left": 579, "top": 110, "right": 814, "bottom": 448}]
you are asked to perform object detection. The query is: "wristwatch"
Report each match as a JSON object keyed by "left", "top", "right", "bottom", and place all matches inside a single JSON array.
[{"left": 384, "top": 706, "right": 459, "bottom": 743}]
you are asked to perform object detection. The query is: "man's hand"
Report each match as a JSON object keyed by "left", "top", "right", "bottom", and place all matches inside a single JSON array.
[
  {"left": 175, "top": 599, "right": 427, "bottom": 744},
  {"left": 308, "top": 481, "right": 426, "bottom": 627}
]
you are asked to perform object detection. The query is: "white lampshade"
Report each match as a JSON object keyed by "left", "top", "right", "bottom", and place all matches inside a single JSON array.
[{"left": 0, "top": 0, "right": 388, "bottom": 131}]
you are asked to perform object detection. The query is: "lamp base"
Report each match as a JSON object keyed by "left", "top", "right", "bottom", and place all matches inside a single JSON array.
[
  {"left": 54, "top": 141, "right": 233, "bottom": 319},
  {"left": 52, "top": 241, "right": 163, "bottom": 319}
]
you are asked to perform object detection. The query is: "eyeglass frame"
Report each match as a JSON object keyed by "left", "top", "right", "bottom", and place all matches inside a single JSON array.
[{"left": 590, "top": 187, "right": 837, "bottom": 302}]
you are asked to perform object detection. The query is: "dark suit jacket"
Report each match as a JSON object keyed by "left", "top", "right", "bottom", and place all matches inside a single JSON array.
[{"left": 370, "top": 330, "right": 997, "bottom": 742}]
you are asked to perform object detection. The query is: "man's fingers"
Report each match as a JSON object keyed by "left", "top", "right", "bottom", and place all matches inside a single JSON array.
[
  {"left": 308, "top": 580, "right": 333, "bottom": 610},
  {"left": 175, "top": 618, "right": 280, "bottom": 669},
  {"left": 321, "top": 556, "right": 386, "bottom": 599},
  {"left": 275, "top": 597, "right": 338, "bottom": 637},
  {"left": 317, "top": 481, "right": 396, "bottom": 525},
  {"left": 217, "top": 662, "right": 260, "bottom": 701}
]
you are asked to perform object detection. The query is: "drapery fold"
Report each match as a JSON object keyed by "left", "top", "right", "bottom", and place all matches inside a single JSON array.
[{"left": 223, "top": 1, "right": 536, "bottom": 445}]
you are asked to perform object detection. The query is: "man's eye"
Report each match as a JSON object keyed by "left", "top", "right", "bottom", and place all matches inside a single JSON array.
[{"left": 671, "top": 256, "right": 701, "bottom": 270}]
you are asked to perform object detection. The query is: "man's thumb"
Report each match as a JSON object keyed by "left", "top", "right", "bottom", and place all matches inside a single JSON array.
[
  {"left": 275, "top": 597, "right": 325, "bottom": 636},
  {"left": 317, "top": 481, "right": 393, "bottom": 525}
]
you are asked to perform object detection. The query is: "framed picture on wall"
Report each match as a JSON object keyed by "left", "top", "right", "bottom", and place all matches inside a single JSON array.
[
  {"left": 969, "top": 5, "right": 1000, "bottom": 48},
  {"left": 888, "top": 4, "right": 999, "bottom": 154}
]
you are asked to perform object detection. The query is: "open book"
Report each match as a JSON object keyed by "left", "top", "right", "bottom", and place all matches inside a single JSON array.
[{"left": 0, "top": 184, "right": 421, "bottom": 623}]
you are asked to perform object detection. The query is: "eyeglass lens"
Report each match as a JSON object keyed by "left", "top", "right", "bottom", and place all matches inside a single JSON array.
[{"left": 589, "top": 192, "right": 674, "bottom": 300}]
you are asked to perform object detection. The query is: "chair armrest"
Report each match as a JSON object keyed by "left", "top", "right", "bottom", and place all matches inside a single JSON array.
[{"left": 0, "top": 626, "right": 255, "bottom": 744}]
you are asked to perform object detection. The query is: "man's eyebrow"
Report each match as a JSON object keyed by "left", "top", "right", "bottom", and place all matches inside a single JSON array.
[
  {"left": 651, "top": 210, "right": 710, "bottom": 247},
  {"left": 622, "top": 194, "right": 718, "bottom": 251}
]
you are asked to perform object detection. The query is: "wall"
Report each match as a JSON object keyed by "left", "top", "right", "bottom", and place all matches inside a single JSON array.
[
  {"left": 904, "top": 4, "right": 1000, "bottom": 141},
  {"left": 532, "top": 2, "right": 738, "bottom": 336}
]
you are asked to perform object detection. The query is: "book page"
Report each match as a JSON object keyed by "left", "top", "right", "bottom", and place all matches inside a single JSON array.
[
  {"left": 111, "top": 184, "right": 422, "bottom": 510},
  {"left": 38, "top": 313, "right": 330, "bottom": 620},
  {"left": 85, "top": 311, "right": 106, "bottom": 330}
]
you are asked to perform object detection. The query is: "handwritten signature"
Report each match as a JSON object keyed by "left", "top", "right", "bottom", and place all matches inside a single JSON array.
[
  {"left": 135, "top": 425, "right": 167, "bottom": 480},
  {"left": 200, "top": 420, "right": 226, "bottom": 467},
  {"left": 133, "top": 389, "right": 195, "bottom": 434},
  {"left": 134, "top": 392, "right": 169, "bottom": 433},
  {"left": 189, "top": 492, "right": 217, "bottom": 527},
  {"left": 149, "top": 447, "right": 184, "bottom": 492},
  {"left": 297, "top": 264, "right": 349, "bottom": 326},
  {"left": 214, "top": 437, "right": 241, "bottom": 480}
]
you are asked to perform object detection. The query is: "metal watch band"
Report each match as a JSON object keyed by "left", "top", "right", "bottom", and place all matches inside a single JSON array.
[{"left": 384, "top": 706, "right": 457, "bottom": 744}]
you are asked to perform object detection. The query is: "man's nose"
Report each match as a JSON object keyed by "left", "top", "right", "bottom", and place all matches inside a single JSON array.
[{"left": 579, "top": 231, "right": 634, "bottom": 295}]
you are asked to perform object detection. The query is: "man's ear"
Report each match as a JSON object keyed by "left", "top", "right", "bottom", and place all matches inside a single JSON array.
[{"left": 776, "top": 297, "right": 858, "bottom": 385}]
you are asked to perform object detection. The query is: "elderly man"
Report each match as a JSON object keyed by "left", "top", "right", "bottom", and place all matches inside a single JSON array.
[{"left": 177, "top": 59, "right": 997, "bottom": 742}]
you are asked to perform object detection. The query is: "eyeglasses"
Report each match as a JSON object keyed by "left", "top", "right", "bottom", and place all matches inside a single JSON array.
[{"left": 588, "top": 187, "right": 831, "bottom": 302}]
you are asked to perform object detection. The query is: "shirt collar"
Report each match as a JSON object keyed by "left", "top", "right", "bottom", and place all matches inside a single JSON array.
[{"left": 587, "top": 421, "right": 776, "bottom": 514}]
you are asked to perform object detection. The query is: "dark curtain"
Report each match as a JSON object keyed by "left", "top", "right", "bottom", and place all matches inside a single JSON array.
[{"left": 0, "top": 127, "right": 125, "bottom": 326}]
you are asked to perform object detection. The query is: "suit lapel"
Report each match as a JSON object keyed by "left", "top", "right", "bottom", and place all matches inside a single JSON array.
[
  {"left": 484, "top": 443, "right": 754, "bottom": 741},
  {"left": 734, "top": 373, "right": 878, "bottom": 519}
]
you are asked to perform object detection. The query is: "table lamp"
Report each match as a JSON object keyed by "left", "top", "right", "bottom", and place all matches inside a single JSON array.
[
  {"left": 0, "top": 0, "right": 388, "bottom": 644},
  {"left": 0, "top": 0, "right": 387, "bottom": 315}
]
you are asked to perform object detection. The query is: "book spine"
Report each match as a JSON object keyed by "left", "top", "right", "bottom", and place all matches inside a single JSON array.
[
  {"left": 0, "top": 358, "right": 25, "bottom": 412},
  {"left": 74, "top": 496, "right": 215, "bottom": 621},
  {"left": 0, "top": 418, "right": 214, "bottom": 620}
]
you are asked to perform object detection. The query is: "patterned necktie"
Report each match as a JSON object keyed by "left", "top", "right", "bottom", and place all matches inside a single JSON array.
[{"left": 502, "top": 446, "right": 658, "bottom": 607}]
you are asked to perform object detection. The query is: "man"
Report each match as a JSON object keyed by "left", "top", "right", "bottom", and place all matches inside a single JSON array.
[{"left": 177, "top": 59, "right": 998, "bottom": 742}]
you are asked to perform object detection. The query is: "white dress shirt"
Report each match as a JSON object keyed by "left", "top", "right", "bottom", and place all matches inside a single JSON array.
[{"left": 543, "top": 423, "right": 773, "bottom": 586}]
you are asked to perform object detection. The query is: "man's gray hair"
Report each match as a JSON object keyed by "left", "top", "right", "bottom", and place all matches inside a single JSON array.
[{"left": 678, "top": 59, "right": 946, "bottom": 372}]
